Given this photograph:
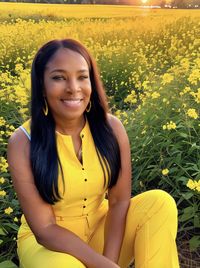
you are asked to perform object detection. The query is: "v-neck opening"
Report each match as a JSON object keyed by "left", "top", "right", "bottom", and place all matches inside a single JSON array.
[{"left": 56, "top": 119, "right": 88, "bottom": 168}]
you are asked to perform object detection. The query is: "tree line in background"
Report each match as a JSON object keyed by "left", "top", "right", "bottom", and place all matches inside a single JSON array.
[{"left": 0, "top": 0, "right": 200, "bottom": 8}]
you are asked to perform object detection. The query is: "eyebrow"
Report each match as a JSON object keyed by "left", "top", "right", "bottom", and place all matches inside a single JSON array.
[{"left": 49, "top": 69, "right": 89, "bottom": 74}]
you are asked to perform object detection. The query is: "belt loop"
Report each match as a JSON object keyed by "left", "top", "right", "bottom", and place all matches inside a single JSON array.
[
  {"left": 85, "top": 217, "right": 90, "bottom": 238},
  {"left": 56, "top": 215, "right": 63, "bottom": 221}
]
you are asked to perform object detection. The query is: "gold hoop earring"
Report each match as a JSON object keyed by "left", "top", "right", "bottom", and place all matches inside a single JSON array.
[
  {"left": 86, "top": 101, "right": 91, "bottom": 113},
  {"left": 43, "top": 98, "right": 48, "bottom": 116}
]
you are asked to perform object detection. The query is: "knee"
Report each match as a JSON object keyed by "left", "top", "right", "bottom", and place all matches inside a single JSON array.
[
  {"left": 146, "top": 189, "right": 178, "bottom": 219},
  {"left": 130, "top": 189, "right": 178, "bottom": 218},
  {"left": 153, "top": 189, "right": 177, "bottom": 209}
]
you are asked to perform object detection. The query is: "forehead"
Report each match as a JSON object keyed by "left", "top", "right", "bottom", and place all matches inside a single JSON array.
[{"left": 45, "top": 48, "right": 89, "bottom": 72}]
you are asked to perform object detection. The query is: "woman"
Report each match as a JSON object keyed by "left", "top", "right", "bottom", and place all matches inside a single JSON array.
[{"left": 7, "top": 39, "right": 180, "bottom": 268}]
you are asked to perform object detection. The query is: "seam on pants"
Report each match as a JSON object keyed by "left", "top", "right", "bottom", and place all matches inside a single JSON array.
[{"left": 137, "top": 199, "right": 166, "bottom": 232}]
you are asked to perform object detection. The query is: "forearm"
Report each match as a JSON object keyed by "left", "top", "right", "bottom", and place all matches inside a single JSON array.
[
  {"left": 103, "top": 200, "right": 130, "bottom": 263},
  {"left": 37, "top": 223, "right": 117, "bottom": 268}
]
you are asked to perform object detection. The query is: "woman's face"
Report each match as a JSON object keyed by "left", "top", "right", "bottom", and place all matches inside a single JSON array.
[{"left": 44, "top": 48, "right": 92, "bottom": 122}]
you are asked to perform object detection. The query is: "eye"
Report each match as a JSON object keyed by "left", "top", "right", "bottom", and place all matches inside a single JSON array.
[
  {"left": 52, "top": 75, "right": 65, "bottom": 80},
  {"left": 79, "top": 75, "right": 89, "bottom": 80}
]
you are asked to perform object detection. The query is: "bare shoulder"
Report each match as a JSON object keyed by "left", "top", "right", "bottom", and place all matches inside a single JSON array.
[
  {"left": 7, "top": 127, "right": 32, "bottom": 183},
  {"left": 7, "top": 127, "right": 56, "bottom": 240},
  {"left": 8, "top": 127, "right": 30, "bottom": 150},
  {"left": 107, "top": 113, "right": 129, "bottom": 144}
]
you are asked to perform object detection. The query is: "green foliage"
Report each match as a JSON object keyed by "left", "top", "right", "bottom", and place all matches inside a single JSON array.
[
  {"left": 0, "top": 89, "right": 22, "bottom": 265},
  {"left": 0, "top": 260, "right": 18, "bottom": 268},
  {"left": 125, "top": 74, "right": 200, "bottom": 251}
]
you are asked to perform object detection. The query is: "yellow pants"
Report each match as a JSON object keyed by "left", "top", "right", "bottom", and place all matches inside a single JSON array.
[{"left": 17, "top": 190, "right": 180, "bottom": 268}]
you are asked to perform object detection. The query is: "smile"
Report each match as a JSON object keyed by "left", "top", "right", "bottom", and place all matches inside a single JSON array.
[{"left": 61, "top": 99, "right": 83, "bottom": 108}]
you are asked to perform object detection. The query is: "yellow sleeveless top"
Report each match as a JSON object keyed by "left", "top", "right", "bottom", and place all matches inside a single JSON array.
[{"left": 17, "top": 118, "right": 109, "bottom": 242}]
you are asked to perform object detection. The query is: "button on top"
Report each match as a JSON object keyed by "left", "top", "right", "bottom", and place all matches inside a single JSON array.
[
  {"left": 83, "top": 205, "right": 86, "bottom": 208},
  {"left": 84, "top": 198, "right": 87, "bottom": 201},
  {"left": 84, "top": 179, "right": 87, "bottom": 182}
]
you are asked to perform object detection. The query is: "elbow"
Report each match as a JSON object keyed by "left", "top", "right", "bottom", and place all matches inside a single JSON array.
[
  {"left": 35, "top": 232, "right": 47, "bottom": 246},
  {"left": 34, "top": 224, "right": 55, "bottom": 246}
]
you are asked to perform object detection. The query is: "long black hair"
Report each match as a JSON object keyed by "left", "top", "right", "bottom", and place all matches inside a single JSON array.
[{"left": 30, "top": 39, "right": 121, "bottom": 204}]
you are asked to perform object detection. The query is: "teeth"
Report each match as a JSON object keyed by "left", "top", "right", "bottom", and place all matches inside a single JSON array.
[
  {"left": 61, "top": 99, "right": 82, "bottom": 108},
  {"left": 63, "top": 100, "right": 81, "bottom": 103}
]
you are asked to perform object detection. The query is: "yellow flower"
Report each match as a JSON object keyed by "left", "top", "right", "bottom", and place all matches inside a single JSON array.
[
  {"left": 187, "top": 179, "right": 200, "bottom": 192},
  {"left": 0, "top": 177, "right": 5, "bottom": 184},
  {"left": 123, "top": 119, "right": 128, "bottom": 125},
  {"left": 167, "top": 121, "right": 176, "bottom": 130},
  {"left": 193, "top": 88, "right": 200, "bottom": 103},
  {"left": 0, "top": 190, "right": 6, "bottom": 197},
  {"left": 4, "top": 207, "right": 13, "bottom": 215},
  {"left": 142, "top": 81, "right": 149, "bottom": 90},
  {"left": 0, "top": 117, "right": 6, "bottom": 127},
  {"left": 14, "top": 217, "right": 18, "bottom": 222},
  {"left": 161, "top": 73, "right": 174, "bottom": 85},
  {"left": 186, "top": 179, "right": 196, "bottom": 190},
  {"left": 188, "top": 69, "right": 200, "bottom": 85},
  {"left": 196, "top": 186, "right": 200, "bottom": 192},
  {"left": 162, "top": 169, "right": 169, "bottom": 176},
  {"left": 0, "top": 157, "right": 8, "bottom": 173},
  {"left": 183, "top": 86, "right": 191, "bottom": 94},
  {"left": 187, "top": 108, "right": 198, "bottom": 119},
  {"left": 151, "top": 92, "right": 160, "bottom": 99},
  {"left": 9, "top": 125, "right": 15, "bottom": 131},
  {"left": 124, "top": 90, "right": 137, "bottom": 104},
  {"left": 163, "top": 121, "right": 176, "bottom": 130},
  {"left": 15, "top": 63, "right": 23, "bottom": 73},
  {"left": 115, "top": 110, "right": 122, "bottom": 120}
]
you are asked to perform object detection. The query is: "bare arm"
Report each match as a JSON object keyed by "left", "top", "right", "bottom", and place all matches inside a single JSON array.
[
  {"left": 103, "top": 114, "right": 132, "bottom": 263},
  {"left": 7, "top": 129, "right": 120, "bottom": 268}
]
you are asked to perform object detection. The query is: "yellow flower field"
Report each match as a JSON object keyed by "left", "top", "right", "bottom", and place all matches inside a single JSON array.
[
  {"left": 1, "top": 2, "right": 200, "bottom": 21},
  {"left": 0, "top": 3, "right": 200, "bottom": 266}
]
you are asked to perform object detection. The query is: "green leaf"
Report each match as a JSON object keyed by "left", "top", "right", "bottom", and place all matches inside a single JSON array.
[
  {"left": 3, "top": 223, "right": 19, "bottom": 232},
  {"left": 0, "top": 261, "right": 18, "bottom": 268},
  {"left": 189, "top": 236, "right": 200, "bottom": 251},
  {"left": 183, "top": 206, "right": 195, "bottom": 214},
  {"left": 182, "top": 192, "right": 194, "bottom": 200},
  {"left": 179, "top": 132, "right": 188, "bottom": 138},
  {"left": 194, "top": 215, "right": 200, "bottom": 228},
  {"left": 179, "top": 206, "right": 194, "bottom": 222},
  {"left": 0, "top": 228, "right": 7, "bottom": 236}
]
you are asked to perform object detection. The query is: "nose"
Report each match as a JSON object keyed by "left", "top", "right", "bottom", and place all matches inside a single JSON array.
[{"left": 65, "top": 78, "right": 80, "bottom": 93}]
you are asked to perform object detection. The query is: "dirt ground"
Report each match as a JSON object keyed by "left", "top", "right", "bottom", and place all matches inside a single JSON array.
[{"left": 128, "top": 236, "right": 200, "bottom": 268}]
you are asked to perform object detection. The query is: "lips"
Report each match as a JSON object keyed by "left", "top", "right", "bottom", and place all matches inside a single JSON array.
[{"left": 61, "top": 99, "right": 83, "bottom": 108}]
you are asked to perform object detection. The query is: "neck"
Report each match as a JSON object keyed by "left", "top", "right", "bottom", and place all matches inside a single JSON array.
[{"left": 55, "top": 116, "right": 86, "bottom": 136}]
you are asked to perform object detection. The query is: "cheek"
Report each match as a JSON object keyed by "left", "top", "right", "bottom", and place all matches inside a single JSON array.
[
  {"left": 86, "top": 82, "right": 92, "bottom": 96},
  {"left": 44, "top": 82, "right": 61, "bottom": 98},
  {"left": 86, "top": 90, "right": 92, "bottom": 100}
]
